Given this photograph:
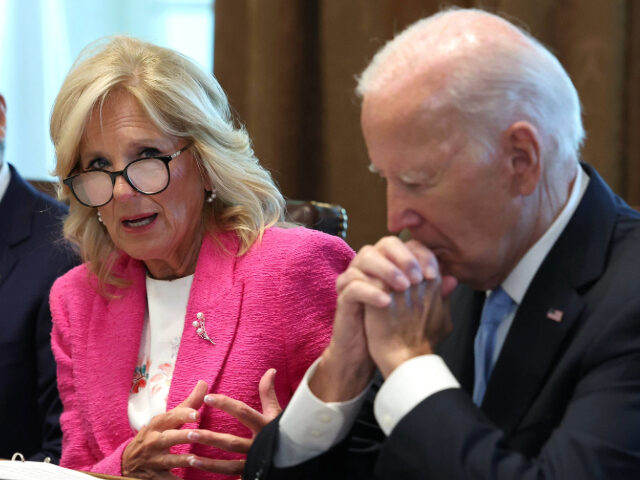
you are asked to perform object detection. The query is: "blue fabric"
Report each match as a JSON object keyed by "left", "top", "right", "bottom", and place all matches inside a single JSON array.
[{"left": 472, "top": 287, "right": 515, "bottom": 406}]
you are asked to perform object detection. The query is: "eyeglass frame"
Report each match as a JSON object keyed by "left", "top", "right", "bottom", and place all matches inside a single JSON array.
[{"left": 63, "top": 144, "right": 192, "bottom": 208}]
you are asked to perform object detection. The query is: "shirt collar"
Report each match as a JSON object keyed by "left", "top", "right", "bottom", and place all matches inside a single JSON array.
[
  {"left": 501, "top": 164, "right": 589, "bottom": 304},
  {"left": 0, "top": 161, "right": 11, "bottom": 203}
]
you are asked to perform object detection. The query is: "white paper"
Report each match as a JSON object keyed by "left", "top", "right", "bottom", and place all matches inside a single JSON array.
[{"left": 0, "top": 461, "right": 95, "bottom": 480}]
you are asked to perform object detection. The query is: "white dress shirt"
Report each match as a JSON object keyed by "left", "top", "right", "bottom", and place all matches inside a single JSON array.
[{"left": 275, "top": 165, "right": 589, "bottom": 467}]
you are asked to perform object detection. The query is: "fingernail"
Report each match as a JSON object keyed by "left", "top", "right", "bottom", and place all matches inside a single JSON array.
[
  {"left": 394, "top": 271, "right": 410, "bottom": 289},
  {"left": 409, "top": 265, "right": 423, "bottom": 283},
  {"left": 270, "top": 368, "right": 277, "bottom": 375},
  {"left": 189, "top": 456, "right": 204, "bottom": 468},
  {"left": 377, "top": 291, "right": 392, "bottom": 307},
  {"left": 425, "top": 265, "right": 437, "bottom": 280},
  {"left": 190, "top": 411, "right": 198, "bottom": 421},
  {"left": 204, "top": 394, "right": 215, "bottom": 405},
  {"left": 188, "top": 431, "right": 200, "bottom": 441}
]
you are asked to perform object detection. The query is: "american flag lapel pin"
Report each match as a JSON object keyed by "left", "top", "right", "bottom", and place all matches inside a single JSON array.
[{"left": 546, "top": 308, "right": 564, "bottom": 322}]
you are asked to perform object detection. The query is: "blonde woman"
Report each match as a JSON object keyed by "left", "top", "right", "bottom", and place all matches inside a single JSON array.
[{"left": 49, "top": 36, "right": 352, "bottom": 480}]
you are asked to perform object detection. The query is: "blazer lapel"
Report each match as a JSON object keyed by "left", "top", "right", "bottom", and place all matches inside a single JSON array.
[
  {"left": 84, "top": 258, "right": 147, "bottom": 449},
  {"left": 168, "top": 232, "right": 244, "bottom": 455},
  {"left": 482, "top": 163, "right": 617, "bottom": 434}
]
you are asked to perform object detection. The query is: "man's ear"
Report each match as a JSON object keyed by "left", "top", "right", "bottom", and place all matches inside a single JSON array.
[
  {"left": 0, "top": 94, "right": 6, "bottom": 142},
  {"left": 502, "top": 121, "right": 541, "bottom": 196}
]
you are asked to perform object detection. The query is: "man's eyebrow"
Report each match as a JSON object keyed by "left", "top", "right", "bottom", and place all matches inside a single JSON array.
[
  {"left": 368, "top": 164, "right": 437, "bottom": 184},
  {"left": 399, "top": 170, "right": 432, "bottom": 183}
]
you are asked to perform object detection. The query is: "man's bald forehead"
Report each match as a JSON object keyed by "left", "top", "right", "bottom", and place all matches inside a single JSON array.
[{"left": 357, "top": 9, "right": 533, "bottom": 97}]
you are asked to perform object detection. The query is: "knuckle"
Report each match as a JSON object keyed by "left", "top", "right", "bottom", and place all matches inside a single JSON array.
[
  {"left": 238, "top": 403, "right": 253, "bottom": 417},
  {"left": 339, "top": 281, "right": 358, "bottom": 299},
  {"left": 355, "top": 245, "right": 376, "bottom": 263},
  {"left": 377, "top": 236, "right": 399, "bottom": 248},
  {"left": 157, "top": 430, "right": 170, "bottom": 447},
  {"left": 337, "top": 267, "right": 360, "bottom": 285},
  {"left": 158, "top": 455, "right": 170, "bottom": 469},
  {"left": 336, "top": 269, "right": 351, "bottom": 286},
  {"left": 159, "top": 409, "right": 174, "bottom": 424},
  {"left": 359, "top": 244, "right": 374, "bottom": 254},
  {"left": 375, "top": 237, "right": 391, "bottom": 247},
  {"left": 228, "top": 436, "right": 245, "bottom": 452}
]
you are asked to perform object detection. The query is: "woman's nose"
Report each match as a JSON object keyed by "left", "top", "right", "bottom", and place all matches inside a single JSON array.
[{"left": 112, "top": 174, "right": 137, "bottom": 201}]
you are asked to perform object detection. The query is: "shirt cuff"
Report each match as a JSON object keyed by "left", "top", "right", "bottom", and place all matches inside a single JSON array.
[
  {"left": 374, "top": 354, "right": 460, "bottom": 435},
  {"left": 274, "top": 358, "right": 371, "bottom": 467}
]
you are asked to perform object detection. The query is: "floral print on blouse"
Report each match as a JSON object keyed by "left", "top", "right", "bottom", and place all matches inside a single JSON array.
[{"left": 127, "top": 274, "right": 193, "bottom": 432}]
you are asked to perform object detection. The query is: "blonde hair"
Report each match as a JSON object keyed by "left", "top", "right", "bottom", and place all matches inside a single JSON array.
[{"left": 51, "top": 36, "right": 285, "bottom": 288}]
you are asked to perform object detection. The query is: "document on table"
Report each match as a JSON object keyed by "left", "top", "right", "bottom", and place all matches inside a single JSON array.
[{"left": 0, "top": 460, "right": 95, "bottom": 479}]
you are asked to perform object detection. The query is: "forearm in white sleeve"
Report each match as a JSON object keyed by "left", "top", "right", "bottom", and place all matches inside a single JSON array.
[
  {"left": 374, "top": 354, "right": 460, "bottom": 435},
  {"left": 274, "top": 358, "right": 371, "bottom": 467}
]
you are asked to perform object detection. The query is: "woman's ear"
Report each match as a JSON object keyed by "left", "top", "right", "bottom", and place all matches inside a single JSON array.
[
  {"left": 193, "top": 151, "right": 214, "bottom": 191},
  {"left": 502, "top": 121, "right": 541, "bottom": 196}
]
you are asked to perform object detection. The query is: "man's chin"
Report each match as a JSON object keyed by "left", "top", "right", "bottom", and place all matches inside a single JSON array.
[{"left": 438, "top": 261, "right": 472, "bottom": 287}]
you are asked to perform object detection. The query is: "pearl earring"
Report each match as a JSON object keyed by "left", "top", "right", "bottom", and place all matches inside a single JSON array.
[
  {"left": 206, "top": 190, "right": 216, "bottom": 203},
  {"left": 97, "top": 211, "right": 103, "bottom": 223}
]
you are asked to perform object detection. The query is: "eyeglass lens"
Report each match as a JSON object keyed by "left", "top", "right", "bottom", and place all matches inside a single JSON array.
[{"left": 71, "top": 157, "right": 169, "bottom": 207}]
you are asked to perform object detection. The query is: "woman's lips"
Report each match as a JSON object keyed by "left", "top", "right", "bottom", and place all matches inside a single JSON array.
[{"left": 121, "top": 213, "right": 158, "bottom": 228}]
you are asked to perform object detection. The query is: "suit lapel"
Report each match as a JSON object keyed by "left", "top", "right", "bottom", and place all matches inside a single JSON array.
[
  {"left": 0, "top": 243, "right": 17, "bottom": 289},
  {"left": 482, "top": 163, "right": 617, "bottom": 433},
  {"left": 0, "top": 166, "right": 34, "bottom": 287},
  {"left": 84, "top": 258, "right": 147, "bottom": 450},
  {"left": 481, "top": 266, "right": 584, "bottom": 432}
]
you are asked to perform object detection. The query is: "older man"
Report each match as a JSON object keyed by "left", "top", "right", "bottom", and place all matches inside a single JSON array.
[
  {"left": 0, "top": 93, "right": 77, "bottom": 461},
  {"left": 244, "top": 8, "right": 640, "bottom": 479}
]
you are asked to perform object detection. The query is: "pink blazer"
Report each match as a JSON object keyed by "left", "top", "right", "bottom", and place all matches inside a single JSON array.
[{"left": 50, "top": 227, "right": 353, "bottom": 479}]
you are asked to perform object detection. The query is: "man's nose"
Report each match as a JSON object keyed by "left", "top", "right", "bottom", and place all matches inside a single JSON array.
[{"left": 386, "top": 184, "right": 422, "bottom": 233}]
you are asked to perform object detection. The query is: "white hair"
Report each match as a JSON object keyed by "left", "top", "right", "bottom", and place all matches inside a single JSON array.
[{"left": 357, "top": 8, "right": 585, "bottom": 167}]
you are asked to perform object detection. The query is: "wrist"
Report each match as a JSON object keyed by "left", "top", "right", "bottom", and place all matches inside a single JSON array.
[
  {"left": 309, "top": 347, "right": 374, "bottom": 402},
  {"left": 374, "top": 342, "right": 434, "bottom": 379}
]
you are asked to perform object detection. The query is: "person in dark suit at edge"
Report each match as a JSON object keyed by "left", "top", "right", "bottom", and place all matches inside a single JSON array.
[
  {"left": 0, "top": 93, "right": 77, "bottom": 462},
  {"left": 245, "top": 7, "right": 640, "bottom": 479}
]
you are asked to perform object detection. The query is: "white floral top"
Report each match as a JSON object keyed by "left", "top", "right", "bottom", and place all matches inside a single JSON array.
[{"left": 127, "top": 274, "right": 194, "bottom": 432}]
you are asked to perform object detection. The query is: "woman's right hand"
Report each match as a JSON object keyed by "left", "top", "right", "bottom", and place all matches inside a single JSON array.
[{"left": 121, "top": 380, "right": 212, "bottom": 480}]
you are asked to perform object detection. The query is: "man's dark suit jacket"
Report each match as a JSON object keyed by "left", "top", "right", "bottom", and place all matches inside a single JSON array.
[
  {"left": 0, "top": 164, "right": 77, "bottom": 462},
  {"left": 245, "top": 163, "right": 640, "bottom": 479}
]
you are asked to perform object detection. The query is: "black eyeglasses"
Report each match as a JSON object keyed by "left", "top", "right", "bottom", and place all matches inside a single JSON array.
[{"left": 63, "top": 145, "right": 191, "bottom": 207}]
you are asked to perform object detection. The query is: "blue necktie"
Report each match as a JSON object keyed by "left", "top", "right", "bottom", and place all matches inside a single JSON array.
[{"left": 472, "top": 287, "right": 515, "bottom": 406}]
